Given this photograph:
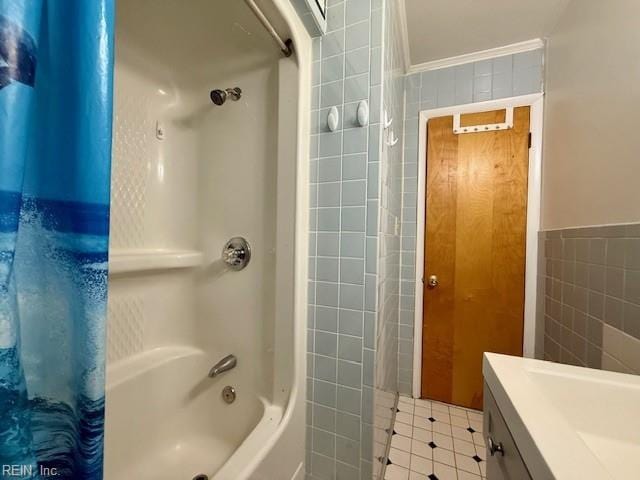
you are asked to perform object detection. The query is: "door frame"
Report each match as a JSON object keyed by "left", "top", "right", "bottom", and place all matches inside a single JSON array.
[{"left": 412, "top": 93, "right": 544, "bottom": 398}]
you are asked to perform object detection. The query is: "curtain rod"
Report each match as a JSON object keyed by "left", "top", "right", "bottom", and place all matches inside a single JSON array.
[{"left": 244, "top": 0, "right": 293, "bottom": 57}]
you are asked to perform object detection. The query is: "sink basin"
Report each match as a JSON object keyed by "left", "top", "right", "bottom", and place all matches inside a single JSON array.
[{"left": 483, "top": 353, "right": 640, "bottom": 479}]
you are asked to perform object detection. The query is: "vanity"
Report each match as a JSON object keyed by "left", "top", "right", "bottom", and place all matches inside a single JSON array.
[{"left": 483, "top": 353, "right": 640, "bottom": 479}]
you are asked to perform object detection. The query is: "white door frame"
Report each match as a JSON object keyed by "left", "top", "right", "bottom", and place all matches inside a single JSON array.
[{"left": 412, "top": 93, "right": 544, "bottom": 398}]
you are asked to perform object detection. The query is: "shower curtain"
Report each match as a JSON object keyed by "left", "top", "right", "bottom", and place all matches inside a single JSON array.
[{"left": 0, "top": 1, "right": 114, "bottom": 479}]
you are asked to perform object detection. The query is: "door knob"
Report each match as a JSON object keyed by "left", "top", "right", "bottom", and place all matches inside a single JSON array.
[{"left": 427, "top": 275, "right": 439, "bottom": 288}]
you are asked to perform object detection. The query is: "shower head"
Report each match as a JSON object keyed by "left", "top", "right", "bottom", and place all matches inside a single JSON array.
[
  {"left": 210, "top": 87, "right": 242, "bottom": 105},
  {"left": 210, "top": 89, "right": 226, "bottom": 105}
]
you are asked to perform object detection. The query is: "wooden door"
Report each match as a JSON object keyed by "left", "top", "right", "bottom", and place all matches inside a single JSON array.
[{"left": 421, "top": 107, "right": 530, "bottom": 410}]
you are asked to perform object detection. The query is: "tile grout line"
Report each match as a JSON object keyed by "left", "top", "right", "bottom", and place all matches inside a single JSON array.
[
  {"left": 386, "top": 396, "right": 486, "bottom": 480},
  {"left": 380, "top": 392, "right": 400, "bottom": 480}
]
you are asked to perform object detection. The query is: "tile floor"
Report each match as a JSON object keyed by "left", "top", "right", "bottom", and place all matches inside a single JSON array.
[{"left": 384, "top": 396, "right": 486, "bottom": 480}]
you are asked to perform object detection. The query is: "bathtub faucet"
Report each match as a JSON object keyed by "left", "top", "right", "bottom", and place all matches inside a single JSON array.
[{"left": 208, "top": 354, "right": 237, "bottom": 378}]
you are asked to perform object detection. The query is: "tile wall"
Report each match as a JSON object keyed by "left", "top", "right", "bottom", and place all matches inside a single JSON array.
[
  {"left": 291, "top": 0, "right": 325, "bottom": 36},
  {"left": 373, "top": 0, "right": 406, "bottom": 477},
  {"left": 399, "top": 50, "right": 545, "bottom": 395},
  {"left": 306, "top": 0, "right": 386, "bottom": 478},
  {"left": 540, "top": 225, "right": 640, "bottom": 374},
  {"left": 376, "top": 0, "right": 404, "bottom": 395},
  {"left": 303, "top": 6, "right": 549, "bottom": 478}
]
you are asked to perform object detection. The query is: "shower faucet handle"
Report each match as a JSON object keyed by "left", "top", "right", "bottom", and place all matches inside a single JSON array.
[{"left": 222, "top": 237, "right": 251, "bottom": 271}]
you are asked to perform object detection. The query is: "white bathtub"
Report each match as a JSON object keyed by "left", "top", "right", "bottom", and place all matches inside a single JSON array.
[
  {"left": 105, "top": 0, "right": 310, "bottom": 478},
  {"left": 104, "top": 347, "right": 285, "bottom": 480}
]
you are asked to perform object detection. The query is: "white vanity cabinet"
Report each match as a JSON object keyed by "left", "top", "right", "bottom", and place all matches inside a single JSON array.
[
  {"left": 483, "top": 353, "right": 640, "bottom": 480},
  {"left": 483, "top": 384, "right": 534, "bottom": 480}
]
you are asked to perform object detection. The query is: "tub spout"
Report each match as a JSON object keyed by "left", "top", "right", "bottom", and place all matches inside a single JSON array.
[{"left": 208, "top": 354, "right": 237, "bottom": 378}]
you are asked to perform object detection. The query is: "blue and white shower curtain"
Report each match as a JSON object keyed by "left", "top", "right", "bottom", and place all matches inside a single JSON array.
[{"left": 0, "top": 1, "right": 114, "bottom": 478}]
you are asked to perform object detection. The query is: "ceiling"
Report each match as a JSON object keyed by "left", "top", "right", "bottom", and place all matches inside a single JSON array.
[{"left": 404, "top": 0, "right": 571, "bottom": 66}]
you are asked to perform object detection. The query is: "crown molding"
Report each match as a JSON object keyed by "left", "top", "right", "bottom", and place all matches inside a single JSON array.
[{"left": 407, "top": 38, "right": 545, "bottom": 75}]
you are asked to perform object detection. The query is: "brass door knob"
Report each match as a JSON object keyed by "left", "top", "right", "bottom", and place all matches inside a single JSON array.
[{"left": 427, "top": 275, "right": 439, "bottom": 288}]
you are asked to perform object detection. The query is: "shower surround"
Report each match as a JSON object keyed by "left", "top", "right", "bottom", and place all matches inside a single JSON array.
[{"left": 104, "top": 1, "right": 310, "bottom": 479}]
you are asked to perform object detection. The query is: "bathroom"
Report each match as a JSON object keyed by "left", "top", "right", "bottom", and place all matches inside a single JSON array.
[{"left": 0, "top": 0, "right": 638, "bottom": 479}]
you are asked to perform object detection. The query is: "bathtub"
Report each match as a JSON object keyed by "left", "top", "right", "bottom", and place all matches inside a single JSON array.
[
  {"left": 104, "top": 347, "right": 285, "bottom": 480},
  {"left": 105, "top": 0, "right": 310, "bottom": 478}
]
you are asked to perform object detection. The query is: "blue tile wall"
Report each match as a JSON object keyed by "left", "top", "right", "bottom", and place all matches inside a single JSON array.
[
  {"left": 307, "top": 0, "right": 384, "bottom": 479},
  {"left": 541, "top": 225, "right": 640, "bottom": 375},
  {"left": 371, "top": 0, "right": 406, "bottom": 476},
  {"left": 398, "top": 50, "right": 545, "bottom": 395},
  {"left": 305, "top": 3, "right": 546, "bottom": 476},
  {"left": 291, "top": 0, "right": 327, "bottom": 36}
]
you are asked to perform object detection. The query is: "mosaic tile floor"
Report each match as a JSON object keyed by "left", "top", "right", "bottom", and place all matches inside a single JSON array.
[{"left": 384, "top": 396, "right": 486, "bottom": 480}]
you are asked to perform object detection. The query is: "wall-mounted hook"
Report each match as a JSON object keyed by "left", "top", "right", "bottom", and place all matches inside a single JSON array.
[
  {"left": 357, "top": 100, "right": 369, "bottom": 127},
  {"left": 384, "top": 110, "right": 393, "bottom": 129},
  {"left": 386, "top": 130, "right": 399, "bottom": 147},
  {"left": 327, "top": 106, "right": 339, "bottom": 132}
]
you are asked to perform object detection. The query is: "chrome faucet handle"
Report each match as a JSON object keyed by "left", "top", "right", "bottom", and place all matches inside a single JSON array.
[{"left": 222, "top": 237, "right": 251, "bottom": 271}]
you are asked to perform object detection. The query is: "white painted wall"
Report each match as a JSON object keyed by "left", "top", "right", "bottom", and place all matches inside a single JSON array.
[
  {"left": 542, "top": 0, "right": 640, "bottom": 229},
  {"left": 404, "top": 0, "right": 568, "bottom": 65}
]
